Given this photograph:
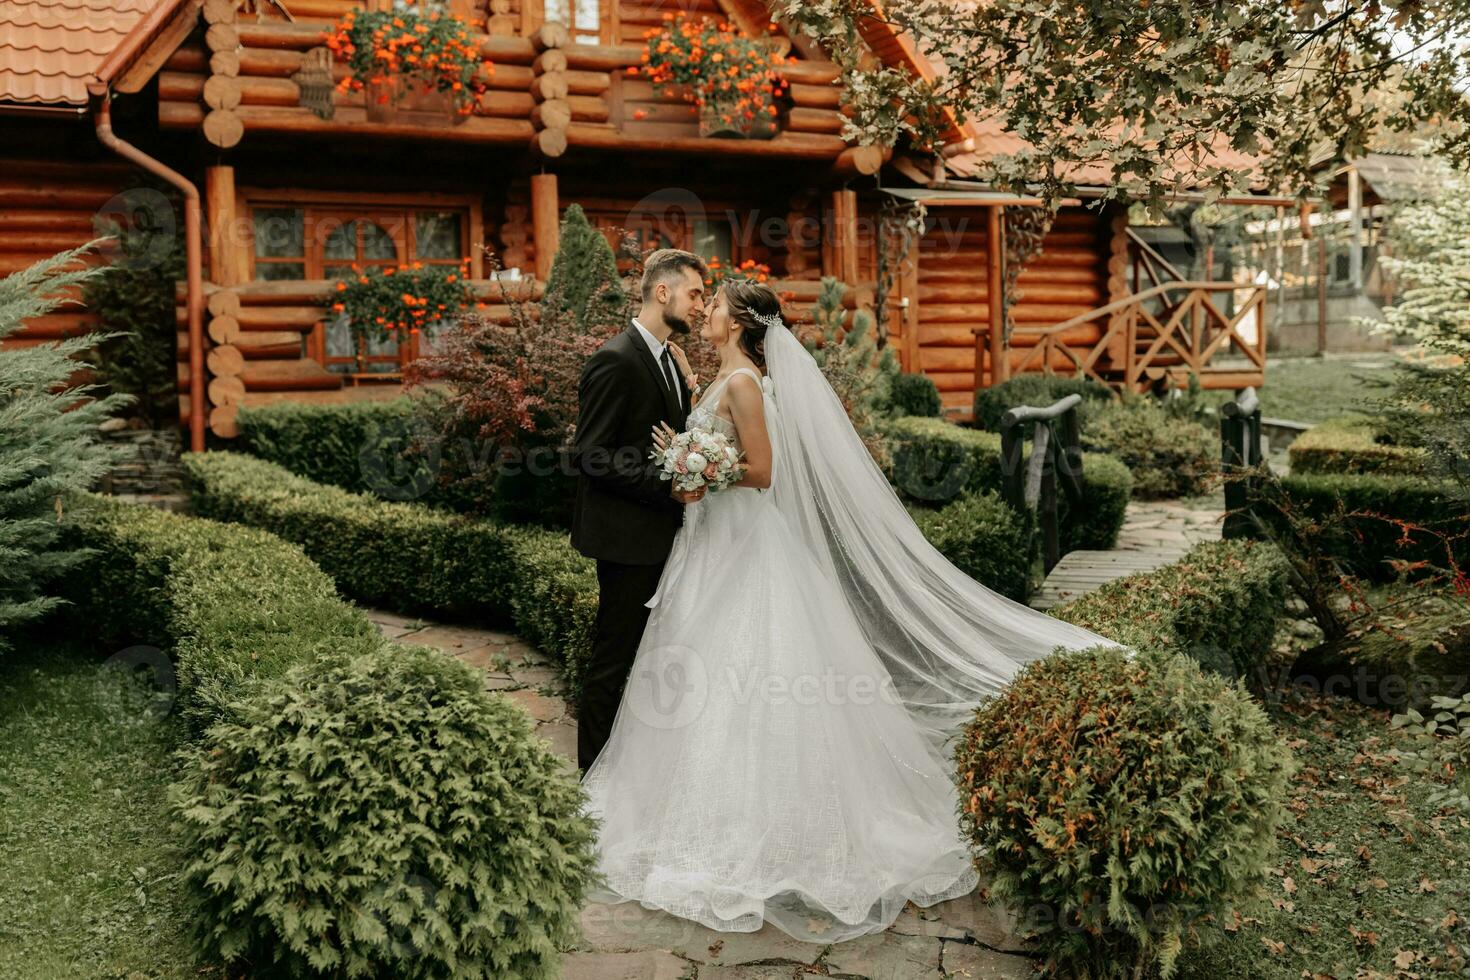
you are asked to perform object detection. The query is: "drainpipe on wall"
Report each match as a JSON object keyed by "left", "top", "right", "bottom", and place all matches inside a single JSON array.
[{"left": 85, "top": 82, "right": 206, "bottom": 453}]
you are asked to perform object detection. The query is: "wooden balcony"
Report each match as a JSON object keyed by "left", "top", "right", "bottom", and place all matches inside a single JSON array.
[{"left": 156, "top": 16, "right": 870, "bottom": 166}]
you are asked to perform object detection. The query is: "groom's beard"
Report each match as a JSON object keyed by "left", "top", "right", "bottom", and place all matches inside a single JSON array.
[{"left": 663, "top": 309, "right": 692, "bottom": 336}]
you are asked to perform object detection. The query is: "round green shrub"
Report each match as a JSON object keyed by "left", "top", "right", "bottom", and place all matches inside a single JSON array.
[
  {"left": 887, "top": 371, "right": 944, "bottom": 418},
  {"left": 973, "top": 374, "right": 1114, "bottom": 432},
  {"left": 172, "top": 643, "right": 598, "bottom": 979},
  {"left": 1082, "top": 398, "right": 1216, "bottom": 499},
  {"left": 956, "top": 645, "right": 1293, "bottom": 980},
  {"left": 907, "top": 490, "right": 1034, "bottom": 601}
]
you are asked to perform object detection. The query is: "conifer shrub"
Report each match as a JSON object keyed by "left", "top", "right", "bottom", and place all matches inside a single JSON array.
[{"left": 956, "top": 645, "right": 1293, "bottom": 979}]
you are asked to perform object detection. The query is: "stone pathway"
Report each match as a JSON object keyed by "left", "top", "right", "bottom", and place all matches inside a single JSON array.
[
  {"left": 363, "top": 609, "right": 1037, "bottom": 979},
  {"left": 1031, "top": 497, "right": 1225, "bottom": 610}
]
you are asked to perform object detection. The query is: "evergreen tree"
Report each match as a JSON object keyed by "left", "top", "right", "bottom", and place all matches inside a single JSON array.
[
  {"left": 0, "top": 241, "right": 130, "bottom": 650},
  {"left": 539, "top": 204, "right": 624, "bottom": 330},
  {"left": 805, "top": 276, "right": 898, "bottom": 464},
  {"left": 83, "top": 183, "right": 185, "bottom": 428}
]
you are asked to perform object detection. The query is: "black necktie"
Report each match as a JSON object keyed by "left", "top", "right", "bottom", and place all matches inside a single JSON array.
[{"left": 659, "top": 346, "right": 678, "bottom": 394}]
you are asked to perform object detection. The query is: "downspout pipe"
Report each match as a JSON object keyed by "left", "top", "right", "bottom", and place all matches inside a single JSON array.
[{"left": 86, "top": 82, "right": 205, "bottom": 452}]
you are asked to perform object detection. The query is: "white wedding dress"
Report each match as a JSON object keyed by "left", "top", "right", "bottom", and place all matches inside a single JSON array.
[{"left": 579, "top": 321, "right": 1119, "bottom": 943}]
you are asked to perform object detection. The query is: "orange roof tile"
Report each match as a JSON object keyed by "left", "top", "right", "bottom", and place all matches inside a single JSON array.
[
  {"left": 0, "top": 0, "right": 163, "bottom": 106},
  {"left": 944, "top": 113, "right": 1277, "bottom": 194}
]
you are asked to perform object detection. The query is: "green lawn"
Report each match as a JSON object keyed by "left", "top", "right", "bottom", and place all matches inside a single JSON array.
[
  {"left": 0, "top": 643, "right": 220, "bottom": 980},
  {"left": 1179, "top": 682, "right": 1470, "bottom": 978},
  {"left": 1258, "top": 353, "right": 1401, "bottom": 424}
]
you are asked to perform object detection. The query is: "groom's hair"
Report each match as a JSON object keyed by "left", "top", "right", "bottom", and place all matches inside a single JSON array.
[{"left": 640, "top": 248, "right": 708, "bottom": 302}]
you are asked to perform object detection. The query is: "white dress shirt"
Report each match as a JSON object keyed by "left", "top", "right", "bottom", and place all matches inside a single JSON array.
[{"left": 632, "top": 318, "right": 678, "bottom": 392}]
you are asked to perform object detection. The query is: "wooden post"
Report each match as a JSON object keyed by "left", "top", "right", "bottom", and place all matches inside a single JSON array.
[
  {"left": 987, "top": 204, "right": 1006, "bottom": 385},
  {"left": 531, "top": 172, "right": 559, "bottom": 282},
  {"left": 1347, "top": 165, "right": 1363, "bottom": 293},
  {"left": 204, "top": 165, "right": 241, "bottom": 287},
  {"left": 829, "top": 189, "right": 859, "bottom": 287},
  {"left": 1316, "top": 221, "right": 1328, "bottom": 354}
]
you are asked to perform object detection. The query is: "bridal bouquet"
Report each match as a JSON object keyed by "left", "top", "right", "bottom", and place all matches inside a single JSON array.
[{"left": 652, "top": 426, "right": 743, "bottom": 493}]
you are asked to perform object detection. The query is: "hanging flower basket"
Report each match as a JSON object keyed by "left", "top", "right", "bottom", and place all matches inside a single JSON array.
[
  {"left": 640, "top": 14, "right": 787, "bottom": 140},
  {"left": 698, "top": 98, "right": 777, "bottom": 139},
  {"left": 326, "top": 4, "right": 489, "bottom": 125}
]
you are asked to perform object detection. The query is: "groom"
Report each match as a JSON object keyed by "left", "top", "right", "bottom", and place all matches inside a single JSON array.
[{"left": 571, "top": 248, "right": 710, "bottom": 775}]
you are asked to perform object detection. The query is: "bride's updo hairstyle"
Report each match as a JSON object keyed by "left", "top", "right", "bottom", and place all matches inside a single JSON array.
[{"left": 720, "top": 279, "right": 782, "bottom": 371}]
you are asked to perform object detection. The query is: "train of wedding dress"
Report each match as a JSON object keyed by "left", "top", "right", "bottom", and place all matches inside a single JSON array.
[{"left": 579, "top": 319, "right": 1120, "bottom": 943}]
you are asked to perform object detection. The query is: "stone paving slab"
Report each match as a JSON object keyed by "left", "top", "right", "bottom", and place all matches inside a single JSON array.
[{"left": 367, "top": 610, "right": 1037, "bottom": 979}]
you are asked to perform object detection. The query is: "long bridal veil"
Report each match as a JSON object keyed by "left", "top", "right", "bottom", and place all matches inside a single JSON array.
[{"left": 762, "top": 318, "right": 1123, "bottom": 753}]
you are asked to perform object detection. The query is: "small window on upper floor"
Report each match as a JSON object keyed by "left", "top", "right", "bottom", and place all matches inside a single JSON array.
[{"left": 545, "top": 0, "right": 601, "bottom": 44}]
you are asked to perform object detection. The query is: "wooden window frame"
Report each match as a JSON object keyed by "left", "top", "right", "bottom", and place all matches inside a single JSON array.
[{"left": 243, "top": 189, "right": 483, "bottom": 381}]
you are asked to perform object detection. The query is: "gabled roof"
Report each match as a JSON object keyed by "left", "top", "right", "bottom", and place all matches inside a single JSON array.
[{"left": 0, "top": 0, "right": 162, "bottom": 106}]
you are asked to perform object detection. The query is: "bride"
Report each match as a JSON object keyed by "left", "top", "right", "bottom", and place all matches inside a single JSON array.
[{"left": 578, "top": 279, "right": 1118, "bottom": 943}]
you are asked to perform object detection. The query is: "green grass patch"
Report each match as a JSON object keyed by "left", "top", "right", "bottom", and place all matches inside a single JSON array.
[
  {"left": 0, "top": 643, "right": 216, "bottom": 980},
  {"left": 1258, "top": 354, "right": 1398, "bottom": 424}
]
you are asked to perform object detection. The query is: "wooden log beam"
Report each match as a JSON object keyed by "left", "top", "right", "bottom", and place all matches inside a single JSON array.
[
  {"left": 985, "top": 204, "right": 1006, "bottom": 386},
  {"left": 531, "top": 173, "right": 560, "bottom": 282},
  {"left": 565, "top": 124, "right": 845, "bottom": 157}
]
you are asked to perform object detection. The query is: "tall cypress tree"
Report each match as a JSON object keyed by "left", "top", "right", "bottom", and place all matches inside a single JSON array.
[
  {"left": 539, "top": 204, "right": 624, "bottom": 330},
  {"left": 0, "top": 240, "right": 129, "bottom": 651}
]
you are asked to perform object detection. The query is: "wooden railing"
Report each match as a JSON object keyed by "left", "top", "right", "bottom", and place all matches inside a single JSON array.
[{"left": 999, "top": 279, "right": 1267, "bottom": 393}]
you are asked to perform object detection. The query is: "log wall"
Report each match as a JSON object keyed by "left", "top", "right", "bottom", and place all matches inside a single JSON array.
[
  {"left": 0, "top": 157, "right": 151, "bottom": 352},
  {"left": 904, "top": 205, "right": 1111, "bottom": 416}
]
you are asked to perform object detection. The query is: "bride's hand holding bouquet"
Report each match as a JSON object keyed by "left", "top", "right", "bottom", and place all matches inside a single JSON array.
[{"left": 651, "top": 421, "right": 744, "bottom": 497}]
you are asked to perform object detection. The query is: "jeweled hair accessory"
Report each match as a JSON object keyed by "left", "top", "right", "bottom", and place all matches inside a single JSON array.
[{"left": 750, "top": 309, "right": 785, "bottom": 330}]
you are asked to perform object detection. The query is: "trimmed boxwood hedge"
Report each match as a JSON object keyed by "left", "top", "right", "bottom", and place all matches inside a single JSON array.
[
  {"left": 60, "top": 492, "right": 381, "bottom": 735},
  {"left": 1052, "top": 538, "right": 1290, "bottom": 682},
  {"left": 1288, "top": 415, "right": 1428, "bottom": 477},
  {"left": 236, "top": 395, "right": 442, "bottom": 497},
  {"left": 184, "top": 450, "right": 600, "bottom": 695},
  {"left": 881, "top": 416, "right": 1133, "bottom": 552},
  {"left": 1277, "top": 471, "right": 1470, "bottom": 581},
  {"left": 60, "top": 493, "right": 597, "bottom": 979},
  {"left": 907, "top": 491, "right": 1035, "bottom": 601}
]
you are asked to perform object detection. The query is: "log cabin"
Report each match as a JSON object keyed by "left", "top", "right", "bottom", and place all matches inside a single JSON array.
[{"left": 0, "top": 0, "right": 1294, "bottom": 449}]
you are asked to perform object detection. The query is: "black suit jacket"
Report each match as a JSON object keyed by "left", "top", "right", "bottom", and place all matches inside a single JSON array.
[{"left": 570, "top": 325, "right": 691, "bottom": 565}]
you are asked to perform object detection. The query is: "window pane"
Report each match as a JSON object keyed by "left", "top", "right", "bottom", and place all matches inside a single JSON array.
[
  {"left": 257, "top": 261, "right": 305, "bottom": 281},
  {"left": 365, "top": 331, "right": 399, "bottom": 361},
  {"left": 325, "top": 264, "right": 357, "bottom": 280},
  {"left": 362, "top": 221, "right": 397, "bottom": 261},
  {"left": 545, "top": 0, "right": 569, "bottom": 22},
  {"left": 414, "top": 212, "right": 462, "bottom": 260},
  {"left": 324, "top": 219, "right": 357, "bottom": 260},
  {"left": 691, "top": 218, "right": 732, "bottom": 265},
  {"left": 254, "top": 208, "right": 303, "bottom": 258},
  {"left": 574, "top": 0, "right": 598, "bottom": 32},
  {"left": 325, "top": 312, "right": 355, "bottom": 368}
]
